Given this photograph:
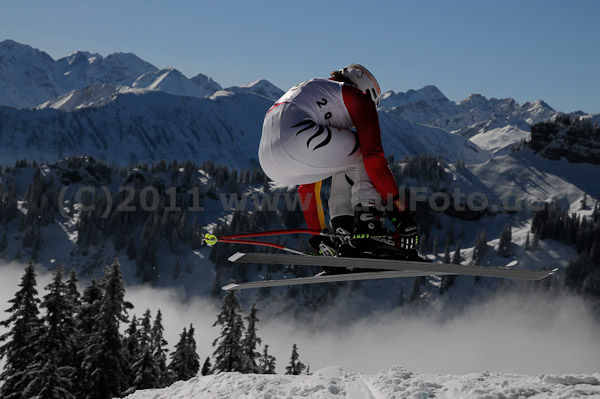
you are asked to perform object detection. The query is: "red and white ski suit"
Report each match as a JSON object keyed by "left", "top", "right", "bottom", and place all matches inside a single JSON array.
[{"left": 259, "top": 78, "right": 403, "bottom": 231}]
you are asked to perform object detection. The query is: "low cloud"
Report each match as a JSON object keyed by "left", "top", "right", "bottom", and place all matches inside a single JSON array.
[
  {"left": 264, "top": 293, "right": 600, "bottom": 375},
  {"left": 1, "top": 261, "right": 599, "bottom": 377}
]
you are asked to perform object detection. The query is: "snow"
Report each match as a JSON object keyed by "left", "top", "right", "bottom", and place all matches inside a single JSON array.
[
  {"left": 470, "top": 125, "right": 530, "bottom": 156},
  {"left": 380, "top": 85, "right": 450, "bottom": 110},
  {"left": 133, "top": 67, "right": 218, "bottom": 98},
  {"left": 470, "top": 148, "right": 600, "bottom": 215},
  {"left": 225, "top": 79, "right": 285, "bottom": 101},
  {"left": 123, "top": 366, "right": 600, "bottom": 398}
]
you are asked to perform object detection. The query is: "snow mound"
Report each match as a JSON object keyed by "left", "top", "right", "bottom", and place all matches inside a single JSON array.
[
  {"left": 541, "top": 374, "right": 600, "bottom": 386},
  {"left": 123, "top": 366, "right": 600, "bottom": 399}
]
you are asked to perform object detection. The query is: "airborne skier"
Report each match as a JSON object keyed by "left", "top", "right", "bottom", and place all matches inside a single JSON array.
[
  {"left": 205, "top": 64, "right": 556, "bottom": 289},
  {"left": 259, "top": 64, "right": 418, "bottom": 261}
]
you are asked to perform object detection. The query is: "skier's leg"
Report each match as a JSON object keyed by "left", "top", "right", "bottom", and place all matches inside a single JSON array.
[
  {"left": 329, "top": 171, "right": 354, "bottom": 230},
  {"left": 351, "top": 160, "right": 384, "bottom": 210}
]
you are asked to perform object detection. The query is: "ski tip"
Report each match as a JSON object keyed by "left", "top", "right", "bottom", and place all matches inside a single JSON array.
[
  {"left": 228, "top": 252, "right": 246, "bottom": 262},
  {"left": 222, "top": 283, "right": 240, "bottom": 291}
]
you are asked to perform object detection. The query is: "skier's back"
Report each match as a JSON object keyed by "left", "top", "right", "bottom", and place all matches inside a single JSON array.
[{"left": 259, "top": 64, "right": 418, "bottom": 258}]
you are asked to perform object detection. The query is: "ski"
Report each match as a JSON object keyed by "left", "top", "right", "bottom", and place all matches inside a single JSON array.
[
  {"left": 227, "top": 252, "right": 556, "bottom": 285},
  {"left": 222, "top": 269, "right": 450, "bottom": 291}
]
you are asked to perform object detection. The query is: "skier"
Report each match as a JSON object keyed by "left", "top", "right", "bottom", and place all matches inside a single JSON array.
[{"left": 259, "top": 64, "right": 417, "bottom": 258}]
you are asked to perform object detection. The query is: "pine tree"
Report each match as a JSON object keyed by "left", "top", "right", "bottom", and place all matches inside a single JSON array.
[
  {"left": 432, "top": 235, "right": 439, "bottom": 257},
  {"left": 498, "top": 224, "right": 512, "bottom": 257},
  {"left": 124, "top": 315, "right": 140, "bottom": 370},
  {"left": 73, "top": 277, "right": 103, "bottom": 394},
  {"left": 168, "top": 325, "right": 200, "bottom": 382},
  {"left": 0, "top": 262, "right": 42, "bottom": 398},
  {"left": 285, "top": 344, "right": 306, "bottom": 375},
  {"left": 473, "top": 229, "right": 487, "bottom": 265},
  {"left": 21, "top": 357, "right": 76, "bottom": 399},
  {"left": 127, "top": 309, "right": 160, "bottom": 394},
  {"left": 23, "top": 264, "right": 79, "bottom": 399},
  {"left": 531, "top": 232, "right": 540, "bottom": 250},
  {"left": 443, "top": 239, "right": 451, "bottom": 264},
  {"left": 242, "top": 303, "right": 262, "bottom": 373},
  {"left": 0, "top": 231, "right": 7, "bottom": 253},
  {"left": 452, "top": 242, "right": 461, "bottom": 265},
  {"left": 201, "top": 357, "right": 212, "bottom": 376},
  {"left": 441, "top": 244, "right": 461, "bottom": 294},
  {"left": 168, "top": 327, "right": 188, "bottom": 382},
  {"left": 446, "top": 225, "right": 455, "bottom": 246},
  {"left": 258, "top": 345, "right": 277, "bottom": 374},
  {"left": 81, "top": 259, "right": 132, "bottom": 399},
  {"left": 211, "top": 290, "right": 247, "bottom": 373},
  {"left": 66, "top": 269, "right": 81, "bottom": 309},
  {"left": 2, "top": 180, "right": 18, "bottom": 222},
  {"left": 42, "top": 265, "right": 78, "bottom": 360},
  {"left": 152, "top": 309, "right": 169, "bottom": 387},
  {"left": 185, "top": 325, "right": 201, "bottom": 376},
  {"left": 581, "top": 193, "right": 588, "bottom": 210}
]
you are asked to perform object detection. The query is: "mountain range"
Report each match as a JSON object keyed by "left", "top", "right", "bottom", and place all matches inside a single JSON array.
[{"left": 4, "top": 39, "right": 597, "bottom": 169}]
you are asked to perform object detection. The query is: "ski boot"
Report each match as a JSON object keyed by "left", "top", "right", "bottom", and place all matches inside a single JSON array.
[
  {"left": 308, "top": 215, "right": 354, "bottom": 257},
  {"left": 342, "top": 206, "right": 421, "bottom": 261},
  {"left": 319, "top": 207, "right": 390, "bottom": 276}
]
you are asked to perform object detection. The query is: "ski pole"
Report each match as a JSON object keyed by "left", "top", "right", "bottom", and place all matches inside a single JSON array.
[
  {"left": 215, "top": 228, "right": 321, "bottom": 239},
  {"left": 203, "top": 234, "right": 308, "bottom": 255}
]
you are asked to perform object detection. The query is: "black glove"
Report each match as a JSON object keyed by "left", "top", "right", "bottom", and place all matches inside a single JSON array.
[{"left": 388, "top": 211, "right": 418, "bottom": 250}]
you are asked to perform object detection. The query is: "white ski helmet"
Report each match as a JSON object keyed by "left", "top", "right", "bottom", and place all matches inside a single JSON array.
[{"left": 334, "top": 63, "right": 381, "bottom": 106}]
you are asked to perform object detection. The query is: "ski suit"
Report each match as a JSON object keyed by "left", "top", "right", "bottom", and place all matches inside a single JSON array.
[{"left": 259, "top": 78, "right": 403, "bottom": 231}]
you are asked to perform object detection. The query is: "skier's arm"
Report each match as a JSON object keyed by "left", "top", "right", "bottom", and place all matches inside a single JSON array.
[
  {"left": 342, "top": 85, "right": 405, "bottom": 212},
  {"left": 298, "top": 182, "right": 327, "bottom": 231}
]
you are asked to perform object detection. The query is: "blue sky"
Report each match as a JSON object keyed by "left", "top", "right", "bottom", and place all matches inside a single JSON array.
[{"left": 2, "top": 0, "right": 599, "bottom": 113}]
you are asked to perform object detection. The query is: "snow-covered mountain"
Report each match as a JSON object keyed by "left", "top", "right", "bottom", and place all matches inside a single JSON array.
[
  {"left": 0, "top": 40, "right": 158, "bottom": 108},
  {"left": 4, "top": 39, "right": 599, "bottom": 169},
  {"left": 225, "top": 79, "right": 285, "bottom": 101},
  {"left": 379, "top": 84, "right": 450, "bottom": 109},
  {"left": 0, "top": 39, "right": 489, "bottom": 168},
  {"left": 380, "top": 87, "right": 557, "bottom": 139},
  {"left": 0, "top": 87, "right": 488, "bottom": 167},
  {"left": 36, "top": 84, "right": 125, "bottom": 110},
  {"left": 132, "top": 67, "right": 222, "bottom": 98},
  {"left": 2, "top": 89, "right": 273, "bottom": 168},
  {"left": 0, "top": 40, "right": 221, "bottom": 108}
]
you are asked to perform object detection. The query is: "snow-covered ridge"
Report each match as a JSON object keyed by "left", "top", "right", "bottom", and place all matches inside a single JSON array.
[
  {"left": 380, "top": 84, "right": 450, "bottom": 109},
  {"left": 0, "top": 40, "right": 228, "bottom": 108},
  {"left": 0, "top": 39, "right": 286, "bottom": 109},
  {"left": 225, "top": 79, "right": 285, "bottom": 101},
  {"left": 123, "top": 366, "right": 600, "bottom": 399},
  {"left": 0, "top": 88, "right": 488, "bottom": 167},
  {"left": 381, "top": 88, "right": 557, "bottom": 139},
  {"left": 36, "top": 84, "right": 126, "bottom": 110},
  {"left": 2, "top": 39, "right": 598, "bottom": 168}
]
